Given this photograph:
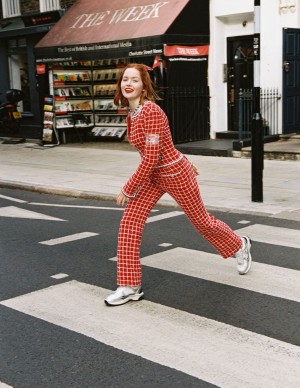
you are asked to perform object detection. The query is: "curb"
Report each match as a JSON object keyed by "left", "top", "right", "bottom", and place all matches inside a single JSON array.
[{"left": 2, "top": 179, "right": 296, "bottom": 219}]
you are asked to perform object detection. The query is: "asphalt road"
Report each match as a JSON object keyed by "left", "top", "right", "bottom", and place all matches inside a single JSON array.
[{"left": 0, "top": 188, "right": 300, "bottom": 388}]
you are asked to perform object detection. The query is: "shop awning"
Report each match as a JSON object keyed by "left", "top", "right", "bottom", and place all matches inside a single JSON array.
[{"left": 34, "top": 0, "right": 209, "bottom": 62}]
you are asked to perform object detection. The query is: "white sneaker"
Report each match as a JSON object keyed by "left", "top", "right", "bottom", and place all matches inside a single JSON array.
[
  {"left": 235, "top": 236, "right": 252, "bottom": 275},
  {"left": 105, "top": 286, "right": 144, "bottom": 306}
]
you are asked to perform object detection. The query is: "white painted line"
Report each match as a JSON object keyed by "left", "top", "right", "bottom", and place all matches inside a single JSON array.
[
  {"left": 146, "top": 211, "right": 184, "bottom": 223},
  {"left": 235, "top": 224, "right": 300, "bottom": 249},
  {"left": 0, "top": 382, "right": 13, "bottom": 387},
  {"left": 237, "top": 220, "right": 251, "bottom": 224},
  {"left": 30, "top": 203, "right": 125, "bottom": 211},
  {"left": 158, "top": 243, "right": 173, "bottom": 247},
  {"left": 0, "top": 206, "right": 65, "bottom": 221},
  {"left": 140, "top": 248, "right": 300, "bottom": 303},
  {"left": 1, "top": 281, "right": 299, "bottom": 388},
  {"left": 29, "top": 202, "right": 159, "bottom": 212},
  {"left": 0, "top": 194, "right": 27, "bottom": 203},
  {"left": 50, "top": 273, "right": 69, "bottom": 279},
  {"left": 39, "top": 232, "right": 99, "bottom": 246}
]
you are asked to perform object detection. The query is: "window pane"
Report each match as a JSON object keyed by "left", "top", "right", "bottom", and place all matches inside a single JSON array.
[{"left": 2, "top": 0, "right": 21, "bottom": 18}]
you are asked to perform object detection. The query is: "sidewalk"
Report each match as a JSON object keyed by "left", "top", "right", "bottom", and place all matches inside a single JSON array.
[{"left": 0, "top": 142, "right": 299, "bottom": 220}]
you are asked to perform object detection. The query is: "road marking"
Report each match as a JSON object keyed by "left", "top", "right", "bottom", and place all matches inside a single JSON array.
[
  {"left": 0, "top": 382, "right": 13, "bottom": 387},
  {"left": 30, "top": 203, "right": 127, "bottom": 211},
  {"left": 29, "top": 202, "right": 159, "bottom": 212},
  {"left": 109, "top": 246, "right": 300, "bottom": 302},
  {"left": 235, "top": 224, "right": 300, "bottom": 249},
  {"left": 1, "top": 281, "right": 299, "bottom": 388},
  {"left": 0, "top": 206, "right": 65, "bottom": 221},
  {"left": 158, "top": 243, "right": 173, "bottom": 247},
  {"left": 146, "top": 211, "right": 184, "bottom": 223},
  {"left": 0, "top": 194, "right": 27, "bottom": 203},
  {"left": 139, "top": 247, "right": 300, "bottom": 303},
  {"left": 50, "top": 273, "right": 69, "bottom": 279},
  {"left": 39, "top": 232, "right": 99, "bottom": 246}
]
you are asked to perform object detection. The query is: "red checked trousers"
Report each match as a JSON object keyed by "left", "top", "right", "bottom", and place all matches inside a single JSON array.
[{"left": 117, "top": 156, "right": 242, "bottom": 286}]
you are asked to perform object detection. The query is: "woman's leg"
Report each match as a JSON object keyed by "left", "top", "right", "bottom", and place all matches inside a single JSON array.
[
  {"left": 165, "top": 162, "right": 242, "bottom": 258},
  {"left": 117, "top": 179, "right": 164, "bottom": 286}
]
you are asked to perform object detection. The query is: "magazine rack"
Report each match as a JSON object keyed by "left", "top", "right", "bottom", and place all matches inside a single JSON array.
[
  {"left": 50, "top": 59, "right": 128, "bottom": 143},
  {"left": 61, "top": 113, "right": 91, "bottom": 144}
]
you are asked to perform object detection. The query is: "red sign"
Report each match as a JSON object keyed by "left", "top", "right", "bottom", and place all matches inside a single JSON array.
[
  {"left": 36, "top": 64, "right": 46, "bottom": 74},
  {"left": 164, "top": 45, "right": 209, "bottom": 57}
]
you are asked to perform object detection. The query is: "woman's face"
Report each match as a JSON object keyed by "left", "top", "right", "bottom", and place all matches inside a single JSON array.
[{"left": 121, "top": 67, "right": 144, "bottom": 105}]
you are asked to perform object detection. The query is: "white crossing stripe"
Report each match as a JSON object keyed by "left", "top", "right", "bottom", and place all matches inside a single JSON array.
[
  {"left": 0, "top": 382, "right": 13, "bottom": 388},
  {"left": 29, "top": 203, "right": 158, "bottom": 212},
  {"left": 235, "top": 224, "right": 300, "bottom": 249},
  {"left": 39, "top": 232, "right": 99, "bottom": 246},
  {"left": 0, "top": 194, "right": 26, "bottom": 203},
  {"left": 140, "top": 248, "right": 300, "bottom": 303},
  {"left": 146, "top": 211, "right": 184, "bottom": 223},
  {"left": 0, "top": 206, "right": 65, "bottom": 221},
  {"left": 1, "top": 281, "right": 299, "bottom": 388}
]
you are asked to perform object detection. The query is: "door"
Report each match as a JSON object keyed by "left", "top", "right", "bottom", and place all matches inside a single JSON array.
[
  {"left": 282, "top": 28, "right": 300, "bottom": 134},
  {"left": 227, "top": 36, "right": 254, "bottom": 132}
]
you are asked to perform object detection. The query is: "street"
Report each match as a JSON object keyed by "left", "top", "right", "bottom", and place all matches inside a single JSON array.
[{"left": 0, "top": 188, "right": 300, "bottom": 387}]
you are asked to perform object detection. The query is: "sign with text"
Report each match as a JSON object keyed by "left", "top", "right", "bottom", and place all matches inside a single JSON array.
[
  {"left": 35, "top": 0, "right": 189, "bottom": 50},
  {"left": 164, "top": 45, "right": 209, "bottom": 57}
]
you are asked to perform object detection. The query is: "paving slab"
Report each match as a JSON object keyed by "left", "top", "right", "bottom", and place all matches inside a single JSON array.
[{"left": 0, "top": 142, "right": 299, "bottom": 220}]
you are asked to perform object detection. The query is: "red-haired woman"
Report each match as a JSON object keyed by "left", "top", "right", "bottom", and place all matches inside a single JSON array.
[{"left": 105, "top": 63, "right": 252, "bottom": 306}]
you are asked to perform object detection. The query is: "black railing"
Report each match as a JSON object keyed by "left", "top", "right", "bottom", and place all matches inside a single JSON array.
[
  {"left": 159, "top": 86, "right": 210, "bottom": 144},
  {"left": 238, "top": 88, "right": 281, "bottom": 140}
]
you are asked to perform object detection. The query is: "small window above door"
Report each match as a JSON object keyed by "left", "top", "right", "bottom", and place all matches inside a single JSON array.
[
  {"left": 40, "top": 0, "right": 61, "bottom": 13},
  {"left": 1, "top": 0, "right": 21, "bottom": 18}
]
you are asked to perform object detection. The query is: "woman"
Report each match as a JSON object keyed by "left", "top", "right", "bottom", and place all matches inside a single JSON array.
[{"left": 105, "top": 63, "right": 252, "bottom": 306}]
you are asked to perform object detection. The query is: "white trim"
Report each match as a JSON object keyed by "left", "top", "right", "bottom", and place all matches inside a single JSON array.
[
  {"left": 1, "top": 0, "right": 20, "bottom": 18},
  {"left": 39, "top": 0, "right": 61, "bottom": 12}
]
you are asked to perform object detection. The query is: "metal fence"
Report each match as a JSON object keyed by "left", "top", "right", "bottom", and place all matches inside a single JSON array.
[
  {"left": 159, "top": 86, "right": 210, "bottom": 144},
  {"left": 238, "top": 88, "right": 281, "bottom": 140}
]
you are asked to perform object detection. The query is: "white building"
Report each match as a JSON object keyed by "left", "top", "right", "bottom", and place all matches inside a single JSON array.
[{"left": 209, "top": 0, "right": 300, "bottom": 141}]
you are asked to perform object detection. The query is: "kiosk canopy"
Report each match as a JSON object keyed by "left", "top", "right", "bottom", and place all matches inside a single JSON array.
[{"left": 34, "top": 0, "right": 208, "bottom": 62}]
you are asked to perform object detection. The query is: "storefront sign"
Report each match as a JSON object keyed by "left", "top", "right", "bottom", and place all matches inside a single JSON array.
[
  {"left": 164, "top": 45, "right": 209, "bottom": 57},
  {"left": 70, "top": 2, "right": 169, "bottom": 29},
  {"left": 36, "top": 64, "right": 46, "bottom": 74},
  {"left": 35, "top": 0, "right": 190, "bottom": 50},
  {"left": 129, "top": 48, "right": 163, "bottom": 57},
  {"left": 35, "top": 41, "right": 164, "bottom": 63},
  {"left": 22, "top": 11, "right": 62, "bottom": 27}
]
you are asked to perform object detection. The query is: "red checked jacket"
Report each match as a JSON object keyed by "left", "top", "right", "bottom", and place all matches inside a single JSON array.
[{"left": 122, "top": 101, "right": 183, "bottom": 197}]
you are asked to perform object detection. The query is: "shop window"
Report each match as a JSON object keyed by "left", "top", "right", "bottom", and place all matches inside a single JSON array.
[
  {"left": 1, "top": 0, "right": 20, "bottom": 18},
  {"left": 8, "top": 38, "right": 31, "bottom": 112},
  {"left": 39, "top": 0, "right": 61, "bottom": 12}
]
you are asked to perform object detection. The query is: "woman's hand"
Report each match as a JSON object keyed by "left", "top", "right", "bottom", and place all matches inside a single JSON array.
[
  {"left": 192, "top": 163, "right": 200, "bottom": 176},
  {"left": 117, "top": 191, "right": 128, "bottom": 206}
]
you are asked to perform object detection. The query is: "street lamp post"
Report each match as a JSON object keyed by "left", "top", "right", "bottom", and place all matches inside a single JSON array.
[{"left": 252, "top": 0, "right": 264, "bottom": 202}]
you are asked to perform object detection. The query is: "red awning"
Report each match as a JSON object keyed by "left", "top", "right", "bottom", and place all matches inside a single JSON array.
[{"left": 35, "top": 0, "right": 190, "bottom": 58}]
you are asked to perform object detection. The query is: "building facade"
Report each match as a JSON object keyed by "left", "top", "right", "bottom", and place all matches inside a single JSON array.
[
  {"left": 0, "top": 0, "right": 75, "bottom": 140},
  {"left": 209, "top": 0, "right": 300, "bottom": 141},
  {"left": 1, "top": 0, "right": 210, "bottom": 144}
]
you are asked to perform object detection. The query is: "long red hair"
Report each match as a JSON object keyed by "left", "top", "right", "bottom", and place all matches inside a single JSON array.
[{"left": 114, "top": 63, "right": 159, "bottom": 107}]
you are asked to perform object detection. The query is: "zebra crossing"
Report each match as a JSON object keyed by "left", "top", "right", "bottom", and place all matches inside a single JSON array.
[{"left": 1, "top": 221, "right": 300, "bottom": 387}]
